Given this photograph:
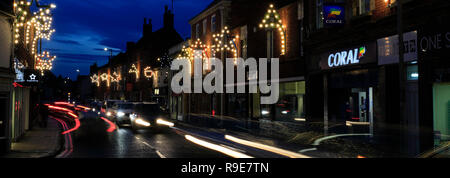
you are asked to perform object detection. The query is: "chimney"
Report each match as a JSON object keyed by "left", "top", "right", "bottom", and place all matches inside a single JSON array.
[
  {"left": 163, "top": 5, "right": 174, "bottom": 29},
  {"left": 143, "top": 18, "right": 152, "bottom": 37}
]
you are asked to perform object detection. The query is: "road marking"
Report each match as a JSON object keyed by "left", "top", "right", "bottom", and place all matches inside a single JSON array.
[
  {"left": 312, "top": 133, "right": 372, "bottom": 146},
  {"left": 134, "top": 136, "right": 165, "bottom": 158},
  {"left": 298, "top": 148, "right": 317, "bottom": 153}
]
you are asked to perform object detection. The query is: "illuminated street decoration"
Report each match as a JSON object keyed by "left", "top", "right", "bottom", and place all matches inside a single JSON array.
[
  {"left": 90, "top": 74, "right": 100, "bottom": 87},
  {"left": 177, "top": 45, "right": 193, "bottom": 60},
  {"left": 13, "top": 1, "right": 32, "bottom": 44},
  {"left": 129, "top": 64, "right": 139, "bottom": 80},
  {"left": 100, "top": 73, "right": 110, "bottom": 87},
  {"left": 212, "top": 26, "right": 238, "bottom": 59},
  {"left": 110, "top": 72, "right": 121, "bottom": 83},
  {"left": 35, "top": 51, "right": 56, "bottom": 75},
  {"left": 144, "top": 67, "right": 154, "bottom": 78},
  {"left": 100, "top": 73, "right": 108, "bottom": 81},
  {"left": 30, "top": 7, "right": 56, "bottom": 55},
  {"left": 259, "top": 4, "right": 286, "bottom": 55}
]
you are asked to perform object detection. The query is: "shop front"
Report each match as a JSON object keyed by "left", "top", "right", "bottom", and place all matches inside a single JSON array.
[
  {"left": 418, "top": 24, "right": 450, "bottom": 152},
  {"left": 312, "top": 42, "right": 379, "bottom": 136}
]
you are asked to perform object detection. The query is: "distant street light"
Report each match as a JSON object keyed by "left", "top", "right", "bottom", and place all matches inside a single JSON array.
[{"left": 104, "top": 48, "right": 113, "bottom": 63}]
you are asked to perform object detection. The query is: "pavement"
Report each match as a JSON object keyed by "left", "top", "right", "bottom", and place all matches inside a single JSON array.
[{"left": 1, "top": 118, "right": 63, "bottom": 158}]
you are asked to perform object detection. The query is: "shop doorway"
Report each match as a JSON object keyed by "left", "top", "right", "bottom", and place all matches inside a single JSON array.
[
  {"left": 432, "top": 83, "right": 450, "bottom": 146},
  {"left": 329, "top": 87, "right": 373, "bottom": 134},
  {"left": 0, "top": 93, "right": 8, "bottom": 139}
]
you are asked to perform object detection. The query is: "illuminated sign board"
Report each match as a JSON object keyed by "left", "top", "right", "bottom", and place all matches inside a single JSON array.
[
  {"left": 323, "top": 4, "right": 345, "bottom": 26},
  {"left": 419, "top": 28, "right": 450, "bottom": 56},
  {"left": 319, "top": 42, "right": 377, "bottom": 70},
  {"left": 378, "top": 31, "right": 418, "bottom": 65}
]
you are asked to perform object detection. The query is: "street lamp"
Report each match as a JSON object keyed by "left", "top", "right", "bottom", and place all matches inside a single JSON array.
[{"left": 104, "top": 48, "right": 113, "bottom": 62}]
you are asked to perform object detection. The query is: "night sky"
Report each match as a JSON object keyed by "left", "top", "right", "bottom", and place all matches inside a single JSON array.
[{"left": 42, "top": 0, "right": 213, "bottom": 80}]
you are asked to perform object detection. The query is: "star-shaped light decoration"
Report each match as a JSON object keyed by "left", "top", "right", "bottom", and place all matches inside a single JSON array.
[
  {"left": 35, "top": 51, "right": 56, "bottom": 76},
  {"left": 29, "top": 74, "right": 36, "bottom": 80},
  {"left": 90, "top": 74, "right": 99, "bottom": 87}
]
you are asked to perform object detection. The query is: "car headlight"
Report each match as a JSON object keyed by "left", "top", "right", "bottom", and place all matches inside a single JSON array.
[
  {"left": 106, "top": 112, "right": 112, "bottom": 116},
  {"left": 261, "top": 110, "right": 270, "bottom": 115},
  {"left": 117, "top": 111, "right": 125, "bottom": 117},
  {"left": 135, "top": 119, "right": 151, "bottom": 127},
  {"left": 156, "top": 119, "right": 174, "bottom": 127},
  {"left": 92, "top": 108, "right": 96, "bottom": 112}
]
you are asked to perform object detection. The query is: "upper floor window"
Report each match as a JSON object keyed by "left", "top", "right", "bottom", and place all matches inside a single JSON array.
[
  {"left": 195, "top": 23, "right": 200, "bottom": 39},
  {"left": 203, "top": 19, "right": 207, "bottom": 36},
  {"left": 357, "top": 0, "right": 371, "bottom": 15},
  {"left": 211, "top": 14, "right": 217, "bottom": 33}
]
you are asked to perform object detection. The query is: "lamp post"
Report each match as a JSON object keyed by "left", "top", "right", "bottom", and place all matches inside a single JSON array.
[
  {"left": 259, "top": 4, "right": 286, "bottom": 121},
  {"left": 104, "top": 48, "right": 113, "bottom": 63}
]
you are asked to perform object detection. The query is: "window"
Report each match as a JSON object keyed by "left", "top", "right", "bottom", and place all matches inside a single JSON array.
[
  {"left": 195, "top": 23, "right": 200, "bottom": 39},
  {"left": 211, "top": 14, "right": 217, "bottom": 33},
  {"left": 203, "top": 19, "right": 207, "bottom": 36},
  {"left": 357, "top": 0, "right": 371, "bottom": 15},
  {"left": 316, "top": 0, "right": 324, "bottom": 29}
]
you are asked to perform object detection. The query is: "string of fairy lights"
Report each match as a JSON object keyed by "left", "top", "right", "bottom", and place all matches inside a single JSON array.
[
  {"left": 259, "top": 4, "right": 286, "bottom": 55},
  {"left": 91, "top": 3, "right": 287, "bottom": 88},
  {"left": 13, "top": 0, "right": 57, "bottom": 76}
]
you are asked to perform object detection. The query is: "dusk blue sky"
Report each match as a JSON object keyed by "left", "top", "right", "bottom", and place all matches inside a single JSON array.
[{"left": 42, "top": 0, "right": 213, "bottom": 80}]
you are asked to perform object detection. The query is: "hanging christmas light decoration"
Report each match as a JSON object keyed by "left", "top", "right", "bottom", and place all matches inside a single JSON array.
[
  {"left": 129, "top": 64, "right": 139, "bottom": 80},
  {"left": 100, "top": 73, "right": 110, "bottom": 87},
  {"left": 90, "top": 74, "right": 100, "bottom": 87},
  {"left": 259, "top": 4, "right": 286, "bottom": 55},
  {"left": 177, "top": 45, "right": 193, "bottom": 60},
  {"left": 143, "top": 67, "right": 154, "bottom": 79},
  {"left": 110, "top": 72, "right": 121, "bottom": 83},
  {"left": 211, "top": 27, "right": 239, "bottom": 65},
  {"left": 13, "top": 0, "right": 32, "bottom": 44},
  {"left": 212, "top": 26, "right": 238, "bottom": 59},
  {"left": 35, "top": 51, "right": 56, "bottom": 75},
  {"left": 30, "top": 6, "right": 56, "bottom": 55}
]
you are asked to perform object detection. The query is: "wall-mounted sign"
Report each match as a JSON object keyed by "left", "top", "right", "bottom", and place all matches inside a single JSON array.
[
  {"left": 419, "top": 27, "right": 450, "bottom": 57},
  {"left": 14, "top": 69, "right": 40, "bottom": 85},
  {"left": 323, "top": 4, "right": 345, "bottom": 26},
  {"left": 27, "top": 74, "right": 38, "bottom": 83},
  {"left": 319, "top": 42, "right": 377, "bottom": 70},
  {"left": 378, "top": 31, "right": 418, "bottom": 65}
]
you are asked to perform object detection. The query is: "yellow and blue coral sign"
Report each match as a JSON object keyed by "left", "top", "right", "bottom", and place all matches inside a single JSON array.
[{"left": 324, "top": 4, "right": 345, "bottom": 26}]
